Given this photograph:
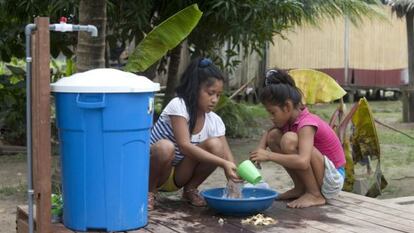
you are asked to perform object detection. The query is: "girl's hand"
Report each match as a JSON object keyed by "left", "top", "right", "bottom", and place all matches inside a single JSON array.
[
  {"left": 250, "top": 149, "right": 271, "bottom": 162},
  {"left": 223, "top": 161, "right": 242, "bottom": 182}
]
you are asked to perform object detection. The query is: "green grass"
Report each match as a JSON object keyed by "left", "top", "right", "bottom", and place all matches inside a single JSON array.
[
  {"left": 0, "top": 153, "right": 26, "bottom": 163},
  {"left": 378, "top": 130, "right": 414, "bottom": 145},
  {"left": 244, "top": 104, "right": 268, "bottom": 118},
  {"left": 0, "top": 183, "right": 26, "bottom": 198},
  {"left": 406, "top": 150, "right": 414, "bottom": 163}
]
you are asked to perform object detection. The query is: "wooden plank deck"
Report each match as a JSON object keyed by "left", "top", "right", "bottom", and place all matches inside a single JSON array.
[{"left": 17, "top": 191, "right": 414, "bottom": 233}]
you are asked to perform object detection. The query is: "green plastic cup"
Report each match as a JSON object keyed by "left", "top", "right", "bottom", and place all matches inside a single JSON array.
[{"left": 237, "top": 160, "right": 262, "bottom": 185}]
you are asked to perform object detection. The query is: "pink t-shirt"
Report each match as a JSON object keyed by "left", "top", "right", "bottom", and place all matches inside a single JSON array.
[{"left": 281, "top": 107, "right": 346, "bottom": 168}]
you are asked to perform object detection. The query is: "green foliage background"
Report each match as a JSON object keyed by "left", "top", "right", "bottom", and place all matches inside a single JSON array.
[
  {"left": 0, "top": 1, "right": 384, "bottom": 144},
  {"left": 215, "top": 95, "right": 265, "bottom": 138}
]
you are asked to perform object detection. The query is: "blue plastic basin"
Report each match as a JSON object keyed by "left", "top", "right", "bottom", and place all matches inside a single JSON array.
[{"left": 200, "top": 188, "right": 278, "bottom": 216}]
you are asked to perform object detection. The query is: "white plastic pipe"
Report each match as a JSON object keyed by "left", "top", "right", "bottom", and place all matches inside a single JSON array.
[{"left": 49, "top": 23, "right": 98, "bottom": 37}]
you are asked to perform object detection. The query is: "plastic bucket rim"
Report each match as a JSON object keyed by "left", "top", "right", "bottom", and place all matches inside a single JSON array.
[{"left": 200, "top": 187, "right": 278, "bottom": 202}]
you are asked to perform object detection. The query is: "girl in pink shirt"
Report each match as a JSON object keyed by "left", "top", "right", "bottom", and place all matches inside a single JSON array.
[{"left": 250, "top": 69, "right": 345, "bottom": 208}]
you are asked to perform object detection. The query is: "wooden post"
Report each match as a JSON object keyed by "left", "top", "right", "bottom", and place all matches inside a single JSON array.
[
  {"left": 31, "top": 17, "right": 52, "bottom": 233},
  {"left": 402, "top": 86, "right": 414, "bottom": 122},
  {"left": 403, "top": 11, "right": 414, "bottom": 123}
]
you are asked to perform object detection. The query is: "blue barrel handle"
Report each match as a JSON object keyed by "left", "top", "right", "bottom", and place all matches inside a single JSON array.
[{"left": 76, "top": 93, "right": 106, "bottom": 109}]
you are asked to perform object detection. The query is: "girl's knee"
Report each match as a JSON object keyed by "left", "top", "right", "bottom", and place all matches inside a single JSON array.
[
  {"left": 201, "top": 137, "right": 225, "bottom": 158},
  {"left": 280, "top": 132, "right": 298, "bottom": 154},
  {"left": 151, "top": 139, "right": 175, "bottom": 164},
  {"left": 267, "top": 128, "right": 283, "bottom": 150}
]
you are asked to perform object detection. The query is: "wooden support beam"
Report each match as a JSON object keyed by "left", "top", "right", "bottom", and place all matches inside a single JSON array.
[
  {"left": 31, "top": 17, "right": 52, "bottom": 233},
  {"left": 402, "top": 86, "right": 414, "bottom": 122}
]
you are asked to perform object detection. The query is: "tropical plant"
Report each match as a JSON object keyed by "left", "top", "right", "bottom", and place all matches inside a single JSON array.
[
  {"left": 170, "top": 0, "right": 383, "bottom": 123},
  {"left": 0, "top": 57, "right": 74, "bottom": 145},
  {"left": 149, "top": 0, "right": 382, "bottom": 131},
  {"left": 330, "top": 97, "right": 388, "bottom": 196},
  {"left": 0, "top": 81, "right": 25, "bottom": 145},
  {"left": 125, "top": 4, "right": 202, "bottom": 73},
  {"left": 1, "top": 0, "right": 384, "bottom": 72},
  {"left": 106, "top": 0, "right": 153, "bottom": 53},
  {"left": 214, "top": 95, "right": 261, "bottom": 138},
  {"left": 0, "top": 0, "right": 79, "bottom": 61},
  {"left": 0, "top": 2, "right": 202, "bottom": 145},
  {"left": 0, "top": 1, "right": 78, "bottom": 145},
  {"left": 0, "top": 1, "right": 386, "bottom": 145},
  {"left": 190, "top": 0, "right": 381, "bottom": 58},
  {"left": 124, "top": 3, "right": 203, "bottom": 107},
  {"left": 389, "top": 0, "right": 414, "bottom": 122},
  {"left": 180, "top": 0, "right": 383, "bottom": 138},
  {"left": 51, "top": 193, "right": 63, "bottom": 222},
  {"left": 107, "top": 0, "right": 384, "bottom": 108},
  {"left": 0, "top": 59, "right": 26, "bottom": 145},
  {"left": 351, "top": 98, "right": 387, "bottom": 197}
]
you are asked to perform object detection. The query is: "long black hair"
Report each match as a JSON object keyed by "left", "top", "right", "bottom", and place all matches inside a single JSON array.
[
  {"left": 175, "top": 57, "right": 224, "bottom": 134},
  {"left": 260, "top": 69, "right": 303, "bottom": 108}
]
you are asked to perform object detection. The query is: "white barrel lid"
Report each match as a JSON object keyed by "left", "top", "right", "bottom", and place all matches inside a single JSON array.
[{"left": 50, "top": 68, "right": 160, "bottom": 93}]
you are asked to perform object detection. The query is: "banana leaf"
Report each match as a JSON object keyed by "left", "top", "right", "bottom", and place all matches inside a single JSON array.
[
  {"left": 350, "top": 98, "right": 386, "bottom": 197},
  {"left": 351, "top": 98, "right": 380, "bottom": 162},
  {"left": 288, "top": 69, "right": 346, "bottom": 104},
  {"left": 125, "top": 4, "right": 202, "bottom": 72},
  {"left": 342, "top": 136, "right": 355, "bottom": 192}
]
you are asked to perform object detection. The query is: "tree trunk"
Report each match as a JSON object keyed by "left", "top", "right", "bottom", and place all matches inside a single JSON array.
[
  {"left": 403, "top": 12, "right": 414, "bottom": 122},
  {"left": 163, "top": 44, "right": 182, "bottom": 107},
  {"left": 76, "top": 0, "right": 107, "bottom": 72}
]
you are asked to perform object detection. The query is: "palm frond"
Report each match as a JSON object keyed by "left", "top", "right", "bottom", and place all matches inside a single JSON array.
[
  {"left": 300, "top": 0, "right": 385, "bottom": 25},
  {"left": 389, "top": 0, "right": 414, "bottom": 17}
]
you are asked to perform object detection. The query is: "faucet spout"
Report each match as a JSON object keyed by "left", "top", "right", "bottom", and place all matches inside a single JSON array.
[
  {"left": 73, "top": 25, "right": 98, "bottom": 37},
  {"left": 88, "top": 25, "right": 98, "bottom": 37}
]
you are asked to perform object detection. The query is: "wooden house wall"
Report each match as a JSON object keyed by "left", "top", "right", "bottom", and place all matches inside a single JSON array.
[{"left": 267, "top": 6, "right": 408, "bottom": 88}]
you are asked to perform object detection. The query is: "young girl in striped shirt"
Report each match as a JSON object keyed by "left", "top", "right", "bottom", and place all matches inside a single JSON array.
[{"left": 148, "top": 57, "right": 240, "bottom": 210}]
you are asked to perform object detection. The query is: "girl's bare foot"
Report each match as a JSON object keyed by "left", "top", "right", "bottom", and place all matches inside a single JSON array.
[
  {"left": 287, "top": 193, "right": 326, "bottom": 208},
  {"left": 277, "top": 188, "right": 304, "bottom": 200}
]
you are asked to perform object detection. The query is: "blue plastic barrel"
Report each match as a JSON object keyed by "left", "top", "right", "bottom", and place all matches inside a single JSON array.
[{"left": 51, "top": 69, "right": 160, "bottom": 232}]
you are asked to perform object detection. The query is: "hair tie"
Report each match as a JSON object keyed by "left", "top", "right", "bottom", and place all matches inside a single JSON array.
[
  {"left": 265, "top": 70, "right": 278, "bottom": 86},
  {"left": 266, "top": 70, "right": 278, "bottom": 78},
  {"left": 199, "top": 58, "right": 212, "bottom": 68}
]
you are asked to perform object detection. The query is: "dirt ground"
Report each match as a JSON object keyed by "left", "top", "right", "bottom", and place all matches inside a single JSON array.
[
  {"left": 0, "top": 154, "right": 27, "bottom": 233},
  {"left": 1, "top": 100, "right": 413, "bottom": 233}
]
